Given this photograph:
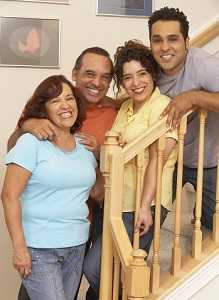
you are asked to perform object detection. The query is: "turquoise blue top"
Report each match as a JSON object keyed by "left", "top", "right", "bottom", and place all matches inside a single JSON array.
[{"left": 6, "top": 133, "right": 97, "bottom": 248}]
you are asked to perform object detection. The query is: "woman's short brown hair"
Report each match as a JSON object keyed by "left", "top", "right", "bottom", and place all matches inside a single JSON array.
[{"left": 18, "top": 75, "right": 84, "bottom": 134}]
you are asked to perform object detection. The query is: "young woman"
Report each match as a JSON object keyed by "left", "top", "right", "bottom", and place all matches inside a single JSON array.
[
  {"left": 1, "top": 75, "right": 98, "bottom": 300},
  {"left": 112, "top": 40, "right": 178, "bottom": 239},
  {"left": 83, "top": 41, "right": 178, "bottom": 298}
]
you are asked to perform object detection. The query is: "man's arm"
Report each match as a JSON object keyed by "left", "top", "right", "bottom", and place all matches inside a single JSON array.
[
  {"left": 7, "top": 118, "right": 59, "bottom": 152},
  {"left": 7, "top": 128, "right": 23, "bottom": 152},
  {"left": 161, "top": 91, "right": 219, "bottom": 128}
]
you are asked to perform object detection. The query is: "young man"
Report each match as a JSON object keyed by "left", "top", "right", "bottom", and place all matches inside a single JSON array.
[
  {"left": 149, "top": 6, "right": 219, "bottom": 229},
  {"left": 9, "top": 47, "right": 117, "bottom": 300}
]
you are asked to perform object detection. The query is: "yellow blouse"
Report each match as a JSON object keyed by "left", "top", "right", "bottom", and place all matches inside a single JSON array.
[{"left": 112, "top": 87, "right": 178, "bottom": 212}]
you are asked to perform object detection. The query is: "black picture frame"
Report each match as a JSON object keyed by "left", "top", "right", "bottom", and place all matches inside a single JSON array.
[{"left": 97, "top": 0, "right": 153, "bottom": 17}]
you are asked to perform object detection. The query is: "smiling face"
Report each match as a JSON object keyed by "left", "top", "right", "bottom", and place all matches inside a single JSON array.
[
  {"left": 122, "top": 60, "right": 154, "bottom": 110},
  {"left": 72, "top": 53, "right": 112, "bottom": 106},
  {"left": 150, "top": 20, "right": 189, "bottom": 76},
  {"left": 45, "top": 83, "right": 78, "bottom": 131}
]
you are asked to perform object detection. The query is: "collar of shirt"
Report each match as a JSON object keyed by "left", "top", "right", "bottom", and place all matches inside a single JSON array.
[{"left": 125, "top": 87, "right": 161, "bottom": 123}]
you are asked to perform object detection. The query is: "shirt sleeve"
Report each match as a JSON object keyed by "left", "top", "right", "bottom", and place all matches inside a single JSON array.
[
  {"left": 111, "top": 101, "right": 129, "bottom": 133},
  {"left": 196, "top": 52, "right": 219, "bottom": 92},
  {"left": 149, "top": 97, "right": 178, "bottom": 141},
  {"left": 6, "top": 133, "right": 39, "bottom": 173}
]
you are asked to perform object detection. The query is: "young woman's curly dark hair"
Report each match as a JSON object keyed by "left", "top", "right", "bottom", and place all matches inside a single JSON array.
[
  {"left": 114, "top": 40, "right": 160, "bottom": 96},
  {"left": 18, "top": 75, "right": 84, "bottom": 134}
]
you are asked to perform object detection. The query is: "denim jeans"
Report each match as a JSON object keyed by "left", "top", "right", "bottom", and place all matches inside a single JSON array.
[
  {"left": 172, "top": 165, "right": 217, "bottom": 230},
  {"left": 83, "top": 207, "right": 168, "bottom": 298},
  {"left": 23, "top": 244, "right": 86, "bottom": 300}
]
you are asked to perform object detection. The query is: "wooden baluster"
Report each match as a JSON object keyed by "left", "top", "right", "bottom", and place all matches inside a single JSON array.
[
  {"left": 171, "top": 117, "right": 187, "bottom": 274},
  {"left": 213, "top": 154, "right": 219, "bottom": 243},
  {"left": 100, "top": 131, "right": 121, "bottom": 300},
  {"left": 122, "top": 268, "right": 127, "bottom": 300},
  {"left": 126, "top": 249, "right": 149, "bottom": 299},
  {"left": 192, "top": 110, "right": 207, "bottom": 259},
  {"left": 150, "top": 136, "right": 166, "bottom": 293},
  {"left": 133, "top": 153, "right": 144, "bottom": 250},
  {"left": 113, "top": 249, "right": 120, "bottom": 300}
]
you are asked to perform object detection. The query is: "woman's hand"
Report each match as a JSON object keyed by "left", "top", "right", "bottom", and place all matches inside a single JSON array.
[
  {"left": 13, "top": 245, "right": 32, "bottom": 278},
  {"left": 117, "top": 132, "right": 127, "bottom": 147},
  {"left": 135, "top": 204, "right": 153, "bottom": 236}
]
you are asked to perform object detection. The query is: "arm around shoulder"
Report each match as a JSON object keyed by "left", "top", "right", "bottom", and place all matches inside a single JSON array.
[{"left": 7, "top": 127, "right": 23, "bottom": 152}]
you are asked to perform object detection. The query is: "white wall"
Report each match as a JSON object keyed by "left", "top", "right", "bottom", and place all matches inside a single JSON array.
[{"left": 0, "top": 1, "right": 219, "bottom": 299}]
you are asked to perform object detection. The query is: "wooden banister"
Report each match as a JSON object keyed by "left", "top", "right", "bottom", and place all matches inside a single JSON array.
[
  {"left": 190, "top": 20, "right": 219, "bottom": 48},
  {"left": 100, "top": 105, "right": 219, "bottom": 299},
  {"left": 111, "top": 217, "right": 133, "bottom": 269},
  {"left": 122, "top": 117, "right": 170, "bottom": 164}
]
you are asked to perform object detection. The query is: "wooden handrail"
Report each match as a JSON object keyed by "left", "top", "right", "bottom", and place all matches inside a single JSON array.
[
  {"left": 121, "top": 117, "right": 170, "bottom": 164},
  {"left": 111, "top": 217, "right": 133, "bottom": 269},
  {"left": 121, "top": 111, "right": 192, "bottom": 165},
  {"left": 190, "top": 20, "right": 219, "bottom": 47}
]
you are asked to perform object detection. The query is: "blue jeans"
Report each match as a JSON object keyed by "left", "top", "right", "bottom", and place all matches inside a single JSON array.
[
  {"left": 23, "top": 244, "right": 86, "bottom": 300},
  {"left": 172, "top": 165, "right": 217, "bottom": 230},
  {"left": 84, "top": 207, "right": 168, "bottom": 297}
]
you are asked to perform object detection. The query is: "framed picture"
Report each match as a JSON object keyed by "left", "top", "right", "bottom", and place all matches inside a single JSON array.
[
  {"left": 97, "top": 0, "right": 153, "bottom": 17},
  {"left": 2, "top": 0, "right": 70, "bottom": 4},
  {"left": 0, "top": 17, "right": 60, "bottom": 68}
]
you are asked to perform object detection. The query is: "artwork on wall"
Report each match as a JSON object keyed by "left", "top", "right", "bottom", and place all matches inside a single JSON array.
[
  {"left": 97, "top": 0, "right": 153, "bottom": 17},
  {"left": 2, "top": 0, "right": 69, "bottom": 4},
  {"left": 0, "top": 17, "right": 60, "bottom": 68}
]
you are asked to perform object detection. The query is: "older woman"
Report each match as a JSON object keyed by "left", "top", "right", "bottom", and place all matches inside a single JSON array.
[
  {"left": 1, "top": 75, "right": 97, "bottom": 300},
  {"left": 83, "top": 40, "right": 178, "bottom": 299}
]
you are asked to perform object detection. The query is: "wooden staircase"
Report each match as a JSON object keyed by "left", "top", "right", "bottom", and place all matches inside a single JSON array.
[{"left": 98, "top": 20, "right": 219, "bottom": 300}]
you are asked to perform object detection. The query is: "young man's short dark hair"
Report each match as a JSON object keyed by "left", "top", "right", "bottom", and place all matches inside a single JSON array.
[{"left": 148, "top": 7, "right": 189, "bottom": 41}]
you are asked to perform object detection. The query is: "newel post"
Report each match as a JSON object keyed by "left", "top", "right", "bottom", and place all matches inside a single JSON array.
[
  {"left": 126, "top": 249, "right": 150, "bottom": 300},
  {"left": 99, "top": 131, "right": 120, "bottom": 300}
]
